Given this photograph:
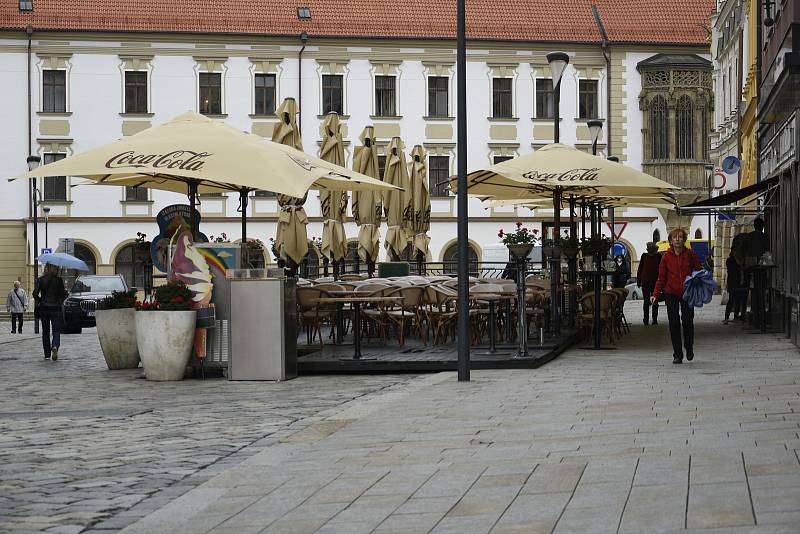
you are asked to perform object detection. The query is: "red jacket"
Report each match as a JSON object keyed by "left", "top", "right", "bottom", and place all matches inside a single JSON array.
[{"left": 653, "top": 247, "right": 702, "bottom": 300}]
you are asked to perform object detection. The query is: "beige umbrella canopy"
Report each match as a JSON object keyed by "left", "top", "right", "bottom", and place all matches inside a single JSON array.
[
  {"left": 487, "top": 194, "right": 678, "bottom": 210},
  {"left": 351, "top": 126, "right": 382, "bottom": 264},
  {"left": 450, "top": 143, "right": 678, "bottom": 199},
  {"left": 318, "top": 113, "right": 348, "bottom": 263},
  {"left": 272, "top": 98, "right": 309, "bottom": 267},
  {"left": 383, "top": 137, "right": 412, "bottom": 260},
  {"left": 408, "top": 145, "right": 431, "bottom": 258}
]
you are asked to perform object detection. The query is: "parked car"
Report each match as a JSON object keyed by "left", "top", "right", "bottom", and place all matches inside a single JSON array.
[
  {"left": 62, "top": 275, "right": 128, "bottom": 334},
  {"left": 625, "top": 278, "right": 644, "bottom": 300}
]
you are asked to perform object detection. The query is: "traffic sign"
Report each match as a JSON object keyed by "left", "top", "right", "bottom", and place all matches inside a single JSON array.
[
  {"left": 40, "top": 248, "right": 53, "bottom": 255},
  {"left": 606, "top": 221, "right": 628, "bottom": 241}
]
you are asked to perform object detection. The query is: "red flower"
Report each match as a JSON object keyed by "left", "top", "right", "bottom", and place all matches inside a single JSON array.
[
  {"left": 516, "top": 221, "right": 523, "bottom": 227},
  {"left": 498, "top": 229, "right": 504, "bottom": 237}
]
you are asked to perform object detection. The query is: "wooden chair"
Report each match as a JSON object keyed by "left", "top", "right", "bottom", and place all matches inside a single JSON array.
[
  {"left": 385, "top": 286, "right": 427, "bottom": 345},
  {"left": 577, "top": 292, "right": 616, "bottom": 344},
  {"left": 296, "top": 287, "right": 335, "bottom": 347},
  {"left": 424, "top": 285, "right": 458, "bottom": 344}
]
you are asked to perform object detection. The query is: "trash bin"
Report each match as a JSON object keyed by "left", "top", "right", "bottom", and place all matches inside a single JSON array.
[
  {"left": 378, "top": 261, "right": 410, "bottom": 278},
  {"left": 227, "top": 276, "right": 297, "bottom": 380}
]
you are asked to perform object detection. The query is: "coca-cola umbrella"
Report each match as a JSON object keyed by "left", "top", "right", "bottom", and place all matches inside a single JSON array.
[
  {"left": 383, "top": 137, "right": 412, "bottom": 261},
  {"left": 10, "top": 111, "right": 397, "bottom": 244},
  {"left": 318, "top": 112, "right": 348, "bottom": 267},
  {"left": 351, "top": 126, "right": 382, "bottom": 271}
]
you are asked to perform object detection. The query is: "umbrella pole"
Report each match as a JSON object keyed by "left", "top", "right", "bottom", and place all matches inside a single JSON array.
[
  {"left": 239, "top": 190, "right": 248, "bottom": 243},
  {"left": 188, "top": 180, "right": 198, "bottom": 241},
  {"left": 568, "top": 195, "right": 576, "bottom": 328},
  {"left": 550, "top": 188, "right": 562, "bottom": 337}
]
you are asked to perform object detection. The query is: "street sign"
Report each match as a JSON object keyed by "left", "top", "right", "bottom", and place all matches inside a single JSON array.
[
  {"left": 58, "top": 237, "right": 74, "bottom": 255},
  {"left": 606, "top": 221, "right": 628, "bottom": 241},
  {"left": 40, "top": 248, "right": 53, "bottom": 255}
]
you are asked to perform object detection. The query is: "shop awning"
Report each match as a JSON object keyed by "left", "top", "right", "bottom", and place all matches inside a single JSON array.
[{"left": 678, "top": 176, "right": 780, "bottom": 214}]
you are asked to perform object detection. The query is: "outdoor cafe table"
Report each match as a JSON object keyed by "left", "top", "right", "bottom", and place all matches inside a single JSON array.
[{"left": 312, "top": 296, "right": 403, "bottom": 360}]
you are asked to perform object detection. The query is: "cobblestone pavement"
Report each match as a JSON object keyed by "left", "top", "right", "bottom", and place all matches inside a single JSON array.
[
  {"left": 115, "top": 298, "right": 800, "bottom": 534},
  {"left": 0, "top": 327, "right": 419, "bottom": 533}
]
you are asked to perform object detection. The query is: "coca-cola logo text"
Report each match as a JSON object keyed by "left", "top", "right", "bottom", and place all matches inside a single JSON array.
[
  {"left": 105, "top": 150, "right": 212, "bottom": 171},
  {"left": 522, "top": 168, "right": 600, "bottom": 183}
]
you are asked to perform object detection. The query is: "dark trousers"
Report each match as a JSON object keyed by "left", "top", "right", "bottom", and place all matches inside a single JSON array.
[
  {"left": 641, "top": 285, "right": 659, "bottom": 323},
  {"left": 725, "top": 287, "right": 746, "bottom": 320},
  {"left": 39, "top": 308, "right": 62, "bottom": 357},
  {"left": 664, "top": 294, "right": 694, "bottom": 359},
  {"left": 11, "top": 313, "right": 23, "bottom": 332}
]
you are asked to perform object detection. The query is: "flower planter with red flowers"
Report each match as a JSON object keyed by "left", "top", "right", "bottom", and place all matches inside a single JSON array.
[
  {"left": 135, "top": 281, "right": 196, "bottom": 381},
  {"left": 499, "top": 221, "right": 540, "bottom": 259}
]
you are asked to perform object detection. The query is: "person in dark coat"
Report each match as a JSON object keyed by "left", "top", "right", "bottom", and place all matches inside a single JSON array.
[
  {"left": 611, "top": 255, "right": 630, "bottom": 288},
  {"left": 637, "top": 242, "right": 661, "bottom": 325},
  {"left": 33, "top": 264, "right": 67, "bottom": 360},
  {"left": 723, "top": 249, "right": 744, "bottom": 324},
  {"left": 652, "top": 228, "right": 703, "bottom": 364}
]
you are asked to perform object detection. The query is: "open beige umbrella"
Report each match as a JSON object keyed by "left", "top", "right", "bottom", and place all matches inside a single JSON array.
[
  {"left": 318, "top": 113, "right": 348, "bottom": 264},
  {"left": 383, "top": 137, "right": 412, "bottom": 260},
  {"left": 351, "top": 126, "right": 382, "bottom": 265},
  {"left": 408, "top": 145, "right": 431, "bottom": 259},
  {"left": 487, "top": 194, "right": 678, "bottom": 210},
  {"left": 272, "top": 98, "right": 309, "bottom": 267}
]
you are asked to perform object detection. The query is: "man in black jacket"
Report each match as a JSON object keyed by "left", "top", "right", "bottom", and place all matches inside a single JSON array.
[{"left": 33, "top": 264, "right": 67, "bottom": 360}]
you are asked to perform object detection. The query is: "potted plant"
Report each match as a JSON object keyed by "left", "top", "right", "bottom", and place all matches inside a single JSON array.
[
  {"left": 135, "top": 280, "right": 197, "bottom": 381},
  {"left": 562, "top": 232, "right": 580, "bottom": 258},
  {"left": 542, "top": 234, "right": 564, "bottom": 258},
  {"left": 580, "top": 235, "right": 612, "bottom": 268},
  {"left": 499, "top": 221, "right": 540, "bottom": 259},
  {"left": 96, "top": 289, "right": 140, "bottom": 370}
]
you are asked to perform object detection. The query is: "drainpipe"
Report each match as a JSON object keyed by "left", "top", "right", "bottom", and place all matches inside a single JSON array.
[
  {"left": 592, "top": 4, "right": 612, "bottom": 154},
  {"left": 298, "top": 32, "right": 308, "bottom": 136}
]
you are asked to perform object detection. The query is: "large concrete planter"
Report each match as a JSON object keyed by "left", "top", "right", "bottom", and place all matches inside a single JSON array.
[
  {"left": 136, "top": 310, "right": 196, "bottom": 381},
  {"left": 96, "top": 308, "right": 140, "bottom": 370}
]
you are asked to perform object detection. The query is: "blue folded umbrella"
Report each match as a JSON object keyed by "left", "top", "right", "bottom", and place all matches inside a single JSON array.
[
  {"left": 37, "top": 252, "right": 91, "bottom": 272},
  {"left": 682, "top": 269, "right": 718, "bottom": 308}
]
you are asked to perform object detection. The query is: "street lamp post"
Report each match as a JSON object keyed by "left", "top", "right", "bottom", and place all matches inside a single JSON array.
[
  {"left": 546, "top": 51, "right": 569, "bottom": 337},
  {"left": 27, "top": 155, "right": 41, "bottom": 334},
  {"left": 705, "top": 164, "right": 714, "bottom": 269},
  {"left": 43, "top": 206, "right": 50, "bottom": 249}
]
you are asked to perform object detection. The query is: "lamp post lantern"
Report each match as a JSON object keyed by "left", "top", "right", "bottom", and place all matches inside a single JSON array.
[
  {"left": 587, "top": 119, "right": 603, "bottom": 156},
  {"left": 43, "top": 206, "right": 50, "bottom": 250},
  {"left": 546, "top": 51, "right": 569, "bottom": 337},
  {"left": 27, "top": 155, "right": 41, "bottom": 334}
]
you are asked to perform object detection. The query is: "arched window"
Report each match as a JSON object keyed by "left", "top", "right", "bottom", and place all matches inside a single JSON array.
[
  {"left": 676, "top": 95, "right": 694, "bottom": 159},
  {"left": 244, "top": 243, "right": 265, "bottom": 270},
  {"left": 650, "top": 96, "right": 669, "bottom": 159},
  {"left": 652, "top": 229, "right": 661, "bottom": 243},
  {"left": 64, "top": 243, "right": 97, "bottom": 290},
  {"left": 344, "top": 241, "right": 360, "bottom": 273},
  {"left": 115, "top": 243, "right": 149, "bottom": 288},
  {"left": 694, "top": 228, "right": 702, "bottom": 239},
  {"left": 303, "top": 247, "right": 320, "bottom": 278},
  {"left": 442, "top": 242, "right": 478, "bottom": 276}
]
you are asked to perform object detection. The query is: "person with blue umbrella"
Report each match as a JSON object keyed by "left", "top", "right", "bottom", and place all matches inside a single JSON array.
[{"left": 33, "top": 252, "right": 87, "bottom": 360}]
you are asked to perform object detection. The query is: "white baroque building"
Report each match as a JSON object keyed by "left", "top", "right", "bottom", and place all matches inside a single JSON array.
[{"left": 0, "top": 0, "right": 715, "bottom": 290}]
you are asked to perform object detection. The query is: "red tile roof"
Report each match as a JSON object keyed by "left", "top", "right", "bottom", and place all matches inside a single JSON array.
[{"left": 2, "top": 0, "right": 714, "bottom": 45}]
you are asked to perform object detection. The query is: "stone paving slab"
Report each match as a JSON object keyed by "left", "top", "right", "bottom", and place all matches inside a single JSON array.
[{"left": 113, "top": 298, "right": 800, "bottom": 534}]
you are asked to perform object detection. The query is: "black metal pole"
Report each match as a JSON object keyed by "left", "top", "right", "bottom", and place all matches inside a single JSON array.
[
  {"left": 456, "top": 0, "right": 470, "bottom": 381},
  {"left": 568, "top": 196, "right": 576, "bottom": 327},
  {"left": 239, "top": 189, "right": 248, "bottom": 243},
  {"left": 188, "top": 181, "right": 198, "bottom": 241},
  {"left": 550, "top": 79, "right": 562, "bottom": 336}
]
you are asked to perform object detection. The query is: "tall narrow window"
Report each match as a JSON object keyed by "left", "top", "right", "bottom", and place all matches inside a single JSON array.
[
  {"left": 199, "top": 72, "right": 222, "bottom": 115},
  {"left": 43, "top": 153, "right": 66, "bottom": 201},
  {"left": 535, "top": 78, "right": 553, "bottom": 118},
  {"left": 428, "top": 155, "right": 450, "bottom": 197},
  {"left": 653, "top": 229, "right": 661, "bottom": 242},
  {"left": 493, "top": 155, "right": 514, "bottom": 165},
  {"left": 676, "top": 95, "right": 694, "bottom": 159},
  {"left": 125, "top": 186, "right": 148, "bottom": 201},
  {"left": 321, "top": 74, "right": 343, "bottom": 115},
  {"left": 428, "top": 76, "right": 449, "bottom": 117},
  {"left": 378, "top": 155, "right": 387, "bottom": 180},
  {"left": 42, "top": 70, "right": 66, "bottom": 113},
  {"left": 254, "top": 73, "right": 276, "bottom": 116},
  {"left": 115, "top": 244, "right": 148, "bottom": 288},
  {"left": 492, "top": 78, "right": 512, "bottom": 118},
  {"left": 375, "top": 76, "right": 396, "bottom": 116},
  {"left": 650, "top": 96, "right": 669, "bottom": 160},
  {"left": 124, "top": 71, "right": 148, "bottom": 114},
  {"left": 578, "top": 80, "right": 599, "bottom": 119}
]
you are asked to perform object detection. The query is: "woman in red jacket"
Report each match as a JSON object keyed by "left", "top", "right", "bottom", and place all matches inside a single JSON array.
[{"left": 651, "top": 228, "right": 702, "bottom": 364}]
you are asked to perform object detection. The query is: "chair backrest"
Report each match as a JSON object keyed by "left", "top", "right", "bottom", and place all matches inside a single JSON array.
[
  {"left": 314, "top": 276, "right": 335, "bottom": 283},
  {"left": 336, "top": 282, "right": 357, "bottom": 291},
  {"left": 469, "top": 284, "right": 502, "bottom": 295},
  {"left": 354, "top": 283, "right": 390, "bottom": 295},
  {"left": 296, "top": 287, "right": 326, "bottom": 307},
  {"left": 390, "top": 280, "right": 412, "bottom": 288},
  {"left": 339, "top": 274, "right": 367, "bottom": 281},
  {"left": 390, "top": 286, "right": 425, "bottom": 308},
  {"left": 296, "top": 278, "right": 313, "bottom": 287},
  {"left": 580, "top": 292, "right": 615, "bottom": 312},
  {"left": 314, "top": 283, "right": 346, "bottom": 293},
  {"left": 441, "top": 279, "right": 458, "bottom": 288}
]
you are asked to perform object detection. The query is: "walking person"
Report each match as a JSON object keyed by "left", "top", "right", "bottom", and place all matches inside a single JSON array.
[
  {"left": 637, "top": 242, "right": 661, "bottom": 325},
  {"left": 723, "top": 249, "right": 744, "bottom": 324},
  {"left": 6, "top": 281, "right": 29, "bottom": 333},
  {"left": 33, "top": 264, "right": 67, "bottom": 360},
  {"left": 651, "top": 228, "right": 702, "bottom": 364}
]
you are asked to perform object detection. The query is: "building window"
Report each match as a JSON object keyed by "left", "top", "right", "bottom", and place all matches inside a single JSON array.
[
  {"left": 19, "top": 0, "right": 33, "bottom": 11},
  {"left": 535, "top": 78, "right": 554, "bottom": 119},
  {"left": 42, "top": 153, "right": 66, "bottom": 201},
  {"left": 254, "top": 190, "right": 276, "bottom": 197},
  {"left": 442, "top": 242, "right": 478, "bottom": 276},
  {"left": 378, "top": 155, "right": 387, "bottom": 180},
  {"left": 578, "top": 80, "right": 599, "bottom": 119},
  {"left": 115, "top": 244, "right": 149, "bottom": 289},
  {"left": 254, "top": 73, "right": 276, "bottom": 116},
  {"left": 124, "top": 71, "right": 148, "bottom": 114},
  {"left": 63, "top": 243, "right": 97, "bottom": 289},
  {"left": 125, "top": 186, "right": 148, "bottom": 201},
  {"left": 375, "top": 76, "right": 396, "bottom": 116},
  {"left": 694, "top": 228, "right": 702, "bottom": 239},
  {"left": 42, "top": 70, "right": 66, "bottom": 113},
  {"left": 650, "top": 95, "right": 669, "bottom": 160},
  {"left": 676, "top": 95, "right": 694, "bottom": 159},
  {"left": 428, "top": 155, "right": 450, "bottom": 197},
  {"left": 653, "top": 229, "right": 661, "bottom": 242},
  {"left": 492, "top": 78, "right": 513, "bottom": 118},
  {"left": 493, "top": 155, "right": 514, "bottom": 165},
  {"left": 321, "top": 74, "right": 343, "bottom": 115},
  {"left": 428, "top": 76, "right": 448, "bottom": 117},
  {"left": 199, "top": 72, "right": 222, "bottom": 115}
]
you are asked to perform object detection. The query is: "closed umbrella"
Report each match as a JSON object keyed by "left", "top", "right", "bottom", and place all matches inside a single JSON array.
[
  {"left": 408, "top": 145, "right": 431, "bottom": 260},
  {"left": 351, "top": 126, "right": 382, "bottom": 269},
  {"left": 383, "top": 137, "right": 412, "bottom": 260},
  {"left": 272, "top": 98, "right": 309, "bottom": 267},
  {"left": 318, "top": 113, "right": 348, "bottom": 265}
]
